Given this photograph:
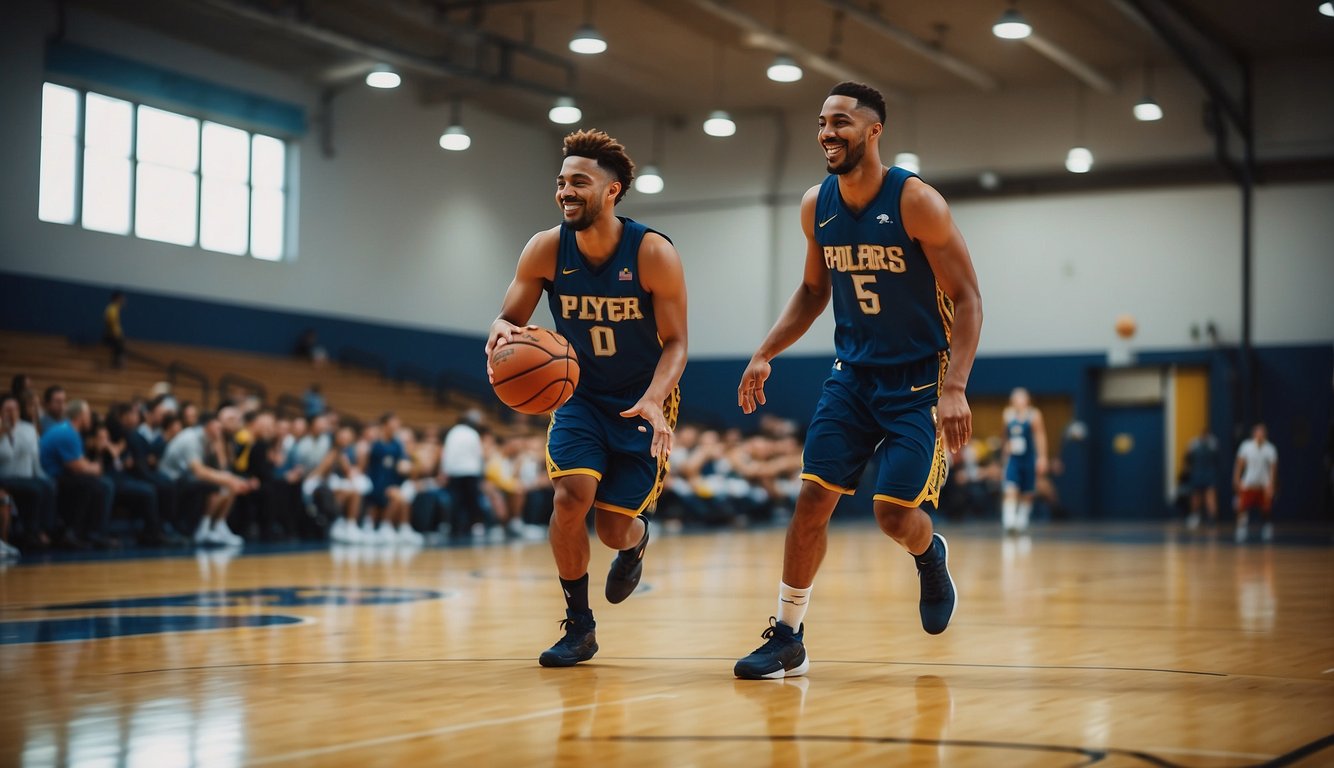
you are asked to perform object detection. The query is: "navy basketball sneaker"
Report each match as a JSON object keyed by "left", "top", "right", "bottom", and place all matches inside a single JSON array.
[
  {"left": 539, "top": 610, "right": 598, "bottom": 667},
  {"left": 605, "top": 519, "right": 649, "bottom": 604},
  {"left": 734, "top": 617, "right": 809, "bottom": 679},
  {"left": 915, "top": 532, "right": 956, "bottom": 635}
]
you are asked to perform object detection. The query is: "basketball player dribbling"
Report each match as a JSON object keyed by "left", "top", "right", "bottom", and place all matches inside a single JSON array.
[
  {"left": 733, "top": 82, "right": 983, "bottom": 679},
  {"left": 1001, "top": 387, "right": 1047, "bottom": 534},
  {"left": 485, "top": 129, "right": 688, "bottom": 667}
]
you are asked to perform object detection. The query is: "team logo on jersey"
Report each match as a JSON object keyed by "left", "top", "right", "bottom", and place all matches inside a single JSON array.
[
  {"left": 618, "top": 268, "right": 633, "bottom": 281},
  {"left": 876, "top": 213, "right": 891, "bottom": 224}
]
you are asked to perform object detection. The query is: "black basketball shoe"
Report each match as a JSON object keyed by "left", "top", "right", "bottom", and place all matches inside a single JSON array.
[
  {"left": 734, "top": 617, "right": 809, "bottom": 680},
  {"left": 539, "top": 610, "right": 598, "bottom": 667},
  {"left": 916, "top": 533, "right": 956, "bottom": 635},
  {"left": 605, "top": 519, "right": 650, "bottom": 604}
]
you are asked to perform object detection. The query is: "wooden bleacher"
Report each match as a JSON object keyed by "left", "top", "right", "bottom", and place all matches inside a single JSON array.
[{"left": 0, "top": 330, "right": 500, "bottom": 432}]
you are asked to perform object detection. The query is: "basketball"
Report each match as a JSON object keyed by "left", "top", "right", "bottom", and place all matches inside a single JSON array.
[
  {"left": 1115, "top": 314, "right": 1137, "bottom": 339},
  {"left": 489, "top": 327, "right": 580, "bottom": 415}
]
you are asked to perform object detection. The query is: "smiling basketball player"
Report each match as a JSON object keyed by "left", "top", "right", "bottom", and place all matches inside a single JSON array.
[{"left": 485, "top": 129, "right": 688, "bottom": 667}]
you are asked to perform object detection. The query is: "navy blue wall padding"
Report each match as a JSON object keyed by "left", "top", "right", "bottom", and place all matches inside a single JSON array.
[
  {"left": 2, "top": 271, "right": 1328, "bottom": 520},
  {"left": 45, "top": 42, "right": 306, "bottom": 136}
]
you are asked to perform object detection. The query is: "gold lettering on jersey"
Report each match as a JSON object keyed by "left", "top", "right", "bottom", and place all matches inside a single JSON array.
[
  {"left": 823, "top": 245, "right": 906, "bottom": 273},
  {"left": 559, "top": 295, "right": 644, "bottom": 322}
]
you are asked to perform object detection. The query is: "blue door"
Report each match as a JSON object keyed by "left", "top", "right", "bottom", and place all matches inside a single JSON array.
[{"left": 1095, "top": 405, "right": 1166, "bottom": 518}]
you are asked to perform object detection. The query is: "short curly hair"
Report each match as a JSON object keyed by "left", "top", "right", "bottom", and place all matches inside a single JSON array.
[
  {"left": 562, "top": 129, "right": 636, "bottom": 203},
  {"left": 828, "top": 81, "right": 886, "bottom": 124}
]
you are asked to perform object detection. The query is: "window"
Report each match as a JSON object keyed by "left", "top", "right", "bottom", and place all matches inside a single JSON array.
[{"left": 38, "top": 82, "right": 290, "bottom": 260}]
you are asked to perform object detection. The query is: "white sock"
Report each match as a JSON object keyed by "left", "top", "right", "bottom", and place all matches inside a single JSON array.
[
  {"left": 1017, "top": 500, "right": 1032, "bottom": 531},
  {"left": 777, "top": 582, "right": 812, "bottom": 630},
  {"left": 1002, "top": 497, "right": 1017, "bottom": 530}
]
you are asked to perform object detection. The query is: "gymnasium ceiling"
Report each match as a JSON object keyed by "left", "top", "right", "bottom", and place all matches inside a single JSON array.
[{"left": 66, "top": 0, "right": 1334, "bottom": 128}]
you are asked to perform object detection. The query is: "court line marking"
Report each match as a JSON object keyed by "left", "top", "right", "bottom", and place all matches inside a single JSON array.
[
  {"left": 244, "top": 693, "right": 677, "bottom": 766},
  {"left": 1144, "top": 745, "right": 1275, "bottom": 761},
  {"left": 1323, "top": 667, "right": 1334, "bottom": 674}
]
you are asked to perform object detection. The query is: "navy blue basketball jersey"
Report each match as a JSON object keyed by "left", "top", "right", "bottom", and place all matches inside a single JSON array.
[
  {"left": 547, "top": 217, "right": 666, "bottom": 395},
  {"left": 1005, "top": 410, "right": 1036, "bottom": 467},
  {"left": 814, "top": 167, "right": 952, "bottom": 366}
]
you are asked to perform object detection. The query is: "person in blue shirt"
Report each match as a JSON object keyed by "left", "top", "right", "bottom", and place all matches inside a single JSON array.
[
  {"left": 733, "top": 82, "right": 982, "bottom": 680},
  {"left": 38, "top": 399, "right": 113, "bottom": 548},
  {"left": 486, "top": 129, "right": 688, "bottom": 668}
]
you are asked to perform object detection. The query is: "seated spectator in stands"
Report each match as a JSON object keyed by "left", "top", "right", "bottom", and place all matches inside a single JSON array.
[
  {"left": 10, "top": 374, "right": 32, "bottom": 400},
  {"left": 99, "top": 404, "right": 175, "bottom": 546},
  {"left": 313, "top": 424, "right": 373, "bottom": 543},
  {"left": 486, "top": 434, "right": 547, "bottom": 539},
  {"left": 361, "top": 412, "right": 420, "bottom": 544},
  {"left": 17, "top": 389, "right": 42, "bottom": 431},
  {"left": 39, "top": 385, "right": 67, "bottom": 434},
  {"left": 178, "top": 401, "right": 201, "bottom": 429},
  {"left": 138, "top": 394, "right": 176, "bottom": 459},
  {"left": 302, "top": 384, "right": 325, "bottom": 420},
  {"left": 159, "top": 407, "right": 257, "bottom": 546},
  {"left": 294, "top": 328, "right": 328, "bottom": 365},
  {"left": 103, "top": 289, "right": 127, "bottom": 369},
  {"left": 231, "top": 409, "right": 297, "bottom": 540},
  {"left": 1, "top": 393, "right": 55, "bottom": 552},
  {"left": 0, "top": 489, "right": 16, "bottom": 559},
  {"left": 116, "top": 401, "right": 182, "bottom": 538},
  {"left": 39, "top": 399, "right": 112, "bottom": 549}
]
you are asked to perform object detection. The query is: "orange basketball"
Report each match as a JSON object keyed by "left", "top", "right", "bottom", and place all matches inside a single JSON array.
[
  {"left": 1114, "top": 314, "right": 1137, "bottom": 339},
  {"left": 489, "top": 327, "right": 580, "bottom": 415}
]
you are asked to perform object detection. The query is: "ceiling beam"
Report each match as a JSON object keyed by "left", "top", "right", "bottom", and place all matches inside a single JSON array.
[
  {"left": 1022, "top": 33, "right": 1116, "bottom": 93},
  {"left": 684, "top": 0, "right": 908, "bottom": 103},
  {"left": 816, "top": 0, "right": 998, "bottom": 91},
  {"left": 192, "top": 0, "right": 573, "bottom": 98}
]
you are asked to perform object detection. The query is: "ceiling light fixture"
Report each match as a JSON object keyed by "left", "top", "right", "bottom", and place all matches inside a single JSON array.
[
  {"left": 703, "top": 110, "right": 737, "bottom": 137},
  {"left": 766, "top": 54, "right": 803, "bottom": 82},
  {"left": 893, "top": 152, "right": 921, "bottom": 174},
  {"left": 634, "top": 118, "right": 666, "bottom": 194},
  {"left": 992, "top": 6, "right": 1032, "bottom": 40},
  {"left": 1065, "top": 146, "right": 1093, "bottom": 173},
  {"left": 549, "top": 96, "right": 582, "bottom": 125},
  {"left": 438, "top": 99, "right": 470, "bottom": 151},
  {"left": 569, "top": 0, "right": 608, "bottom": 54},
  {"left": 1319, "top": 2, "right": 1334, "bottom": 17},
  {"left": 365, "top": 64, "right": 401, "bottom": 89},
  {"left": 1133, "top": 63, "right": 1163, "bottom": 121}
]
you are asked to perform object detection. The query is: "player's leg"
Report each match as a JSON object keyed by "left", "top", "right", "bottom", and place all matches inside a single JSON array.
[
  {"left": 871, "top": 363, "right": 955, "bottom": 636},
  {"left": 1204, "top": 486, "right": 1218, "bottom": 523},
  {"left": 596, "top": 387, "right": 677, "bottom": 604},
  {"left": 540, "top": 396, "right": 609, "bottom": 667},
  {"left": 736, "top": 367, "right": 876, "bottom": 680},
  {"left": 1001, "top": 468, "right": 1019, "bottom": 533}
]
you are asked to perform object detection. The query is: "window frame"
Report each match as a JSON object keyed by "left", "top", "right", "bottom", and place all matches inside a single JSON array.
[{"left": 38, "top": 80, "right": 293, "bottom": 262}]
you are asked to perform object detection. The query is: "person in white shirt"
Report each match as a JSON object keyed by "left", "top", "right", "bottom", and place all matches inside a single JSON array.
[
  {"left": 1233, "top": 423, "right": 1278, "bottom": 543},
  {"left": 442, "top": 411, "right": 487, "bottom": 537}
]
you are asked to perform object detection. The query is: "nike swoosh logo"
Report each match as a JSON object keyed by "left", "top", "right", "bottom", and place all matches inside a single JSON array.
[
  {"left": 910, "top": 381, "right": 938, "bottom": 392},
  {"left": 817, "top": 214, "right": 838, "bottom": 228},
  {"left": 561, "top": 268, "right": 579, "bottom": 275}
]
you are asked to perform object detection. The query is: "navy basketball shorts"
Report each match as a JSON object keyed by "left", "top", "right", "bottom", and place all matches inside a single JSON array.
[
  {"left": 546, "top": 386, "right": 680, "bottom": 517},
  {"left": 1004, "top": 459, "right": 1037, "bottom": 494},
  {"left": 800, "top": 354, "right": 947, "bottom": 508}
]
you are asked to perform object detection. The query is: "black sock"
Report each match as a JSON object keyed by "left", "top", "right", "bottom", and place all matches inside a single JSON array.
[
  {"left": 912, "top": 536, "right": 938, "bottom": 563},
  {"left": 560, "top": 574, "right": 591, "bottom": 615}
]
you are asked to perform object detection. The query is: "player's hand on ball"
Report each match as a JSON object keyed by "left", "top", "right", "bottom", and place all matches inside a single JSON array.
[
  {"left": 484, "top": 320, "right": 539, "bottom": 382},
  {"left": 737, "top": 356, "right": 772, "bottom": 414},
  {"left": 621, "top": 400, "right": 672, "bottom": 458}
]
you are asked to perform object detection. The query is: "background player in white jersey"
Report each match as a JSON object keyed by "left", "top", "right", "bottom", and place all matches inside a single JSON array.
[{"left": 1234, "top": 423, "right": 1278, "bottom": 543}]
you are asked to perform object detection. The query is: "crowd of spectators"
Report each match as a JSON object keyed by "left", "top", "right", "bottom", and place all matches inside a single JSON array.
[{"left": 10, "top": 366, "right": 1096, "bottom": 559}]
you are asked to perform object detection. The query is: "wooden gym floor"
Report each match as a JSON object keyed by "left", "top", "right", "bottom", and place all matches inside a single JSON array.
[{"left": 1, "top": 523, "right": 1331, "bottom": 767}]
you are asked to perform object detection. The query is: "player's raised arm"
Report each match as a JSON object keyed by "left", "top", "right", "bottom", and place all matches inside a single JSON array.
[
  {"left": 903, "top": 177, "right": 982, "bottom": 452},
  {"left": 620, "top": 232, "right": 688, "bottom": 459},
  {"left": 739, "top": 185, "right": 833, "bottom": 414},
  {"left": 486, "top": 228, "right": 558, "bottom": 366}
]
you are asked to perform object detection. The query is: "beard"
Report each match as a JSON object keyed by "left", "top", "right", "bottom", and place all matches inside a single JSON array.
[
  {"left": 826, "top": 138, "right": 866, "bottom": 175},
  {"left": 563, "top": 196, "right": 602, "bottom": 231}
]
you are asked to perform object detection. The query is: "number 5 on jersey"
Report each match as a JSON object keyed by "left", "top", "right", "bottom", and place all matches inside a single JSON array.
[
  {"left": 852, "top": 274, "right": 881, "bottom": 315},
  {"left": 590, "top": 325, "right": 617, "bottom": 356}
]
